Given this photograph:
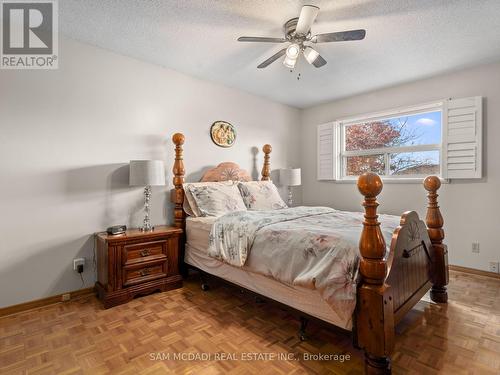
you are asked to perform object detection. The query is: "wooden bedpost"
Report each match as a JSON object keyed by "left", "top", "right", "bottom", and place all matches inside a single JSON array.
[
  {"left": 424, "top": 176, "right": 449, "bottom": 303},
  {"left": 261, "top": 144, "right": 272, "bottom": 181},
  {"left": 172, "top": 133, "right": 185, "bottom": 229},
  {"left": 356, "top": 173, "right": 394, "bottom": 374}
]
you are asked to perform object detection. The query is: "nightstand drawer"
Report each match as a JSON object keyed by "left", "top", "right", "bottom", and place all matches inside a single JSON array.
[
  {"left": 123, "top": 240, "right": 167, "bottom": 266},
  {"left": 123, "top": 261, "right": 167, "bottom": 287}
]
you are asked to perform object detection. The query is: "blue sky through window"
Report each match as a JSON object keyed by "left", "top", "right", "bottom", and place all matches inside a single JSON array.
[
  {"left": 385, "top": 110, "right": 442, "bottom": 146},
  {"left": 387, "top": 110, "right": 441, "bottom": 168}
]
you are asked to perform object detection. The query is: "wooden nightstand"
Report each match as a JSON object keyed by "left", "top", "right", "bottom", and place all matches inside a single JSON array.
[{"left": 95, "top": 226, "right": 183, "bottom": 308}]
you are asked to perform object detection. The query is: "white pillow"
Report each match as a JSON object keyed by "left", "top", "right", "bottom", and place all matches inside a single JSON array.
[
  {"left": 186, "top": 182, "right": 247, "bottom": 217},
  {"left": 237, "top": 181, "right": 287, "bottom": 210}
]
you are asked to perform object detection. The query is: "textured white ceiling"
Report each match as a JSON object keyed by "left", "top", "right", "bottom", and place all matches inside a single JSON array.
[{"left": 60, "top": 0, "right": 500, "bottom": 108}]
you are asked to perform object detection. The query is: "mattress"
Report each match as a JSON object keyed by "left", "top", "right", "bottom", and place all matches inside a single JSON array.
[
  {"left": 185, "top": 216, "right": 352, "bottom": 330},
  {"left": 186, "top": 216, "right": 216, "bottom": 250}
]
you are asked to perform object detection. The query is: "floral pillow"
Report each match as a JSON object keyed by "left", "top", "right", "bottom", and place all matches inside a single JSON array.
[
  {"left": 186, "top": 182, "right": 247, "bottom": 217},
  {"left": 237, "top": 181, "right": 287, "bottom": 210},
  {"left": 184, "top": 181, "right": 239, "bottom": 217},
  {"left": 183, "top": 184, "right": 200, "bottom": 216}
]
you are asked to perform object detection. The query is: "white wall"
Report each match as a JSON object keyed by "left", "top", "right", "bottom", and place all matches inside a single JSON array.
[
  {"left": 300, "top": 62, "right": 500, "bottom": 272},
  {"left": 0, "top": 37, "right": 301, "bottom": 308}
]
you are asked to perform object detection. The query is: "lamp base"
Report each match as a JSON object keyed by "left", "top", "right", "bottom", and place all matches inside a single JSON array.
[
  {"left": 141, "top": 185, "right": 153, "bottom": 232},
  {"left": 287, "top": 186, "right": 293, "bottom": 207}
]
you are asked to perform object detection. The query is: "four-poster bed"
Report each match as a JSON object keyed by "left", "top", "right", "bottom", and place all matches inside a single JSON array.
[{"left": 170, "top": 132, "right": 449, "bottom": 374}]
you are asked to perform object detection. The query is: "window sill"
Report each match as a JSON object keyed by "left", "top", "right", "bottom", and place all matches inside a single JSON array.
[{"left": 331, "top": 177, "right": 449, "bottom": 184}]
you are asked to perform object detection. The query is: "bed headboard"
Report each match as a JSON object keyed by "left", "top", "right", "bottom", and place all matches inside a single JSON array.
[
  {"left": 171, "top": 132, "right": 272, "bottom": 228},
  {"left": 200, "top": 162, "right": 252, "bottom": 182}
]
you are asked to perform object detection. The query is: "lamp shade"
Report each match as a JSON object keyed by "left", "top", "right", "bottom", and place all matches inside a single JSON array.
[
  {"left": 280, "top": 168, "right": 301, "bottom": 187},
  {"left": 303, "top": 46, "right": 320, "bottom": 64},
  {"left": 129, "top": 160, "right": 166, "bottom": 186}
]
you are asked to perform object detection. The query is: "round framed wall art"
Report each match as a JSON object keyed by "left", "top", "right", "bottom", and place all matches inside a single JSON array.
[{"left": 210, "top": 121, "right": 236, "bottom": 148}]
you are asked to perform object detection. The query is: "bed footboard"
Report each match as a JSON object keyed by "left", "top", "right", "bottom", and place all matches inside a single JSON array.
[
  {"left": 355, "top": 173, "right": 448, "bottom": 374},
  {"left": 386, "top": 211, "right": 434, "bottom": 324}
]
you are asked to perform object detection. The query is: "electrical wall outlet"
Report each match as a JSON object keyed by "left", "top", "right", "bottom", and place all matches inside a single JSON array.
[
  {"left": 61, "top": 293, "right": 70, "bottom": 302},
  {"left": 489, "top": 262, "right": 499, "bottom": 273},
  {"left": 472, "top": 242, "right": 480, "bottom": 253},
  {"left": 73, "top": 258, "right": 85, "bottom": 271}
]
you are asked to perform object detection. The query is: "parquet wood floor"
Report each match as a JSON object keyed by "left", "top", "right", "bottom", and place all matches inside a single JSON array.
[{"left": 1, "top": 270, "right": 499, "bottom": 374}]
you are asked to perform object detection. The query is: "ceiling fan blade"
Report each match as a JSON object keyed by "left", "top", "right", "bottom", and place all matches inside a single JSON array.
[
  {"left": 295, "top": 5, "right": 319, "bottom": 35},
  {"left": 313, "top": 29, "right": 366, "bottom": 43},
  {"left": 237, "top": 36, "right": 286, "bottom": 43},
  {"left": 257, "top": 48, "right": 287, "bottom": 69}
]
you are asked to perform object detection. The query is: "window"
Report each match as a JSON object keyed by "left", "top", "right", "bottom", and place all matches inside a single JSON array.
[
  {"left": 317, "top": 97, "right": 483, "bottom": 181},
  {"left": 341, "top": 109, "right": 442, "bottom": 179}
]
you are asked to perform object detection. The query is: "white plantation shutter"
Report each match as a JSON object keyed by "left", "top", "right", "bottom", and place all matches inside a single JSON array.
[
  {"left": 442, "top": 96, "right": 483, "bottom": 179},
  {"left": 317, "top": 122, "right": 338, "bottom": 180}
]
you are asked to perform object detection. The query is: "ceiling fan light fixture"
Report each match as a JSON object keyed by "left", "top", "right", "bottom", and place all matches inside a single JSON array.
[
  {"left": 286, "top": 43, "right": 300, "bottom": 59},
  {"left": 283, "top": 55, "right": 297, "bottom": 69},
  {"left": 303, "top": 46, "right": 319, "bottom": 64}
]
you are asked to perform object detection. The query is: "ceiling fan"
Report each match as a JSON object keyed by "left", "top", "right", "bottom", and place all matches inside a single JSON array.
[{"left": 237, "top": 5, "right": 366, "bottom": 70}]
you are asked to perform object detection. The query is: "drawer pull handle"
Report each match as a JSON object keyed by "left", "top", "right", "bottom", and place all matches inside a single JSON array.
[
  {"left": 140, "top": 249, "right": 150, "bottom": 257},
  {"left": 140, "top": 268, "right": 151, "bottom": 276}
]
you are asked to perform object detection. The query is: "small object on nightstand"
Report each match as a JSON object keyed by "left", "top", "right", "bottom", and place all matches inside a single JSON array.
[
  {"left": 95, "top": 226, "right": 183, "bottom": 308},
  {"left": 280, "top": 168, "right": 301, "bottom": 207},
  {"left": 106, "top": 225, "right": 127, "bottom": 235}
]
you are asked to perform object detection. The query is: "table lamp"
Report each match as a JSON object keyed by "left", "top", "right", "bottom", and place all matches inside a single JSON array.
[
  {"left": 129, "top": 160, "right": 166, "bottom": 231},
  {"left": 279, "top": 168, "right": 301, "bottom": 207}
]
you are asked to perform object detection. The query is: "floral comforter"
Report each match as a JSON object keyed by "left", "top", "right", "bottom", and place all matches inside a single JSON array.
[{"left": 208, "top": 206, "right": 399, "bottom": 321}]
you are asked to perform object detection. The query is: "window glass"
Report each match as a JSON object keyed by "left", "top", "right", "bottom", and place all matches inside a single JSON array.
[
  {"left": 345, "top": 155, "right": 385, "bottom": 176},
  {"left": 345, "top": 111, "right": 442, "bottom": 151},
  {"left": 342, "top": 109, "right": 442, "bottom": 178},
  {"left": 389, "top": 151, "right": 440, "bottom": 176}
]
